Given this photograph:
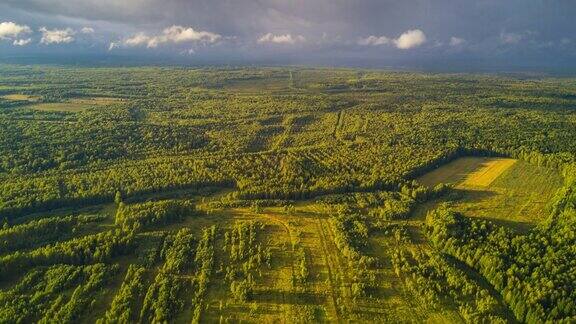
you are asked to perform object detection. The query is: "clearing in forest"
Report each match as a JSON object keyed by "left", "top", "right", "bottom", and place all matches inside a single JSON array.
[
  {"left": 26, "top": 98, "right": 123, "bottom": 112},
  {"left": 418, "top": 157, "right": 516, "bottom": 188},
  {"left": 222, "top": 76, "right": 291, "bottom": 93},
  {"left": 2, "top": 94, "right": 41, "bottom": 102},
  {"left": 417, "top": 157, "right": 563, "bottom": 227}
]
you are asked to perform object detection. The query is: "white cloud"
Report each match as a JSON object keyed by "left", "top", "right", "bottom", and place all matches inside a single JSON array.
[
  {"left": 449, "top": 37, "right": 465, "bottom": 46},
  {"left": 124, "top": 33, "right": 151, "bottom": 47},
  {"left": 108, "top": 42, "right": 118, "bottom": 51},
  {"left": 13, "top": 38, "right": 32, "bottom": 46},
  {"left": 123, "top": 26, "right": 221, "bottom": 49},
  {"left": 161, "top": 25, "right": 220, "bottom": 43},
  {"left": 39, "top": 27, "right": 75, "bottom": 44},
  {"left": 358, "top": 35, "right": 390, "bottom": 46},
  {"left": 258, "top": 33, "right": 305, "bottom": 45},
  {"left": 394, "top": 29, "right": 426, "bottom": 49},
  {"left": 80, "top": 27, "right": 95, "bottom": 34},
  {"left": 0, "top": 22, "right": 32, "bottom": 40},
  {"left": 358, "top": 29, "right": 426, "bottom": 49}
]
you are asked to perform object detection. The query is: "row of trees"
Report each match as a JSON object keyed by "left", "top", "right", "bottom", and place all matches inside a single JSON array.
[
  {"left": 0, "top": 139, "right": 571, "bottom": 223},
  {"left": 327, "top": 206, "right": 378, "bottom": 302},
  {"left": 191, "top": 226, "right": 217, "bottom": 323},
  {"left": 424, "top": 152, "right": 576, "bottom": 322},
  {"left": 0, "top": 228, "right": 134, "bottom": 278},
  {"left": 40, "top": 264, "right": 118, "bottom": 323},
  {"left": 0, "top": 214, "right": 105, "bottom": 254},
  {"left": 426, "top": 197, "right": 576, "bottom": 322},
  {"left": 0, "top": 264, "right": 117, "bottom": 323},
  {"left": 115, "top": 199, "right": 196, "bottom": 231},
  {"left": 0, "top": 197, "right": 204, "bottom": 322},
  {"left": 140, "top": 228, "right": 196, "bottom": 323},
  {"left": 391, "top": 248, "right": 507, "bottom": 323},
  {"left": 99, "top": 265, "right": 146, "bottom": 323},
  {"left": 221, "top": 222, "right": 270, "bottom": 303}
]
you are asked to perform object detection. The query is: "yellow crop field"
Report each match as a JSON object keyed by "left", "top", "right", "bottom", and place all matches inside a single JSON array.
[
  {"left": 418, "top": 157, "right": 563, "bottom": 229},
  {"left": 459, "top": 158, "right": 516, "bottom": 188},
  {"left": 417, "top": 157, "right": 516, "bottom": 188}
]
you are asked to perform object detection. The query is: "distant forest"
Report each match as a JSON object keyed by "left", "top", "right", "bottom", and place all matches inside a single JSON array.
[{"left": 0, "top": 65, "right": 574, "bottom": 323}]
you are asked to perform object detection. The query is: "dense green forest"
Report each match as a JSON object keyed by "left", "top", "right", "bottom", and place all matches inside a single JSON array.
[{"left": 0, "top": 65, "right": 574, "bottom": 323}]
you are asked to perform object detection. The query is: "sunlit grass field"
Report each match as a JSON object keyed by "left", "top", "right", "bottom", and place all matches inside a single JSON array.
[
  {"left": 24, "top": 97, "right": 124, "bottom": 112},
  {"left": 418, "top": 157, "right": 563, "bottom": 229},
  {"left": 2, "top": 94, "right": 41, "bottom": 102}
]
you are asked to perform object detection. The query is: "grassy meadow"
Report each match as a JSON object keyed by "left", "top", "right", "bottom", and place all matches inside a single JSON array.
[{"left": 418, "top": 157, "right": 563, "bottom": 230}]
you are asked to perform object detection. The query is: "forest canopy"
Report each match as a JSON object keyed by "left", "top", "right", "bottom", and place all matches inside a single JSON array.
[{"left": 0, "top": 65, "right": 574, "bottom": 323}]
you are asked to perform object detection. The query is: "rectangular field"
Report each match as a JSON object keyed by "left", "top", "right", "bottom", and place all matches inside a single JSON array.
[
  {"left": 460, "top": 158, "right": 517, "bottom": 187},
  {"left": 417, "top": 157, "right": 563, "bottom": 227},
  {"left": 418, "top": 157, "right": 517, "bottom": 188},
  {"left": 26, "top": 98, "right": 123, "bottom": 112},
  {"left": 2, "top": 94, "right": 41, "bottom": 102}
]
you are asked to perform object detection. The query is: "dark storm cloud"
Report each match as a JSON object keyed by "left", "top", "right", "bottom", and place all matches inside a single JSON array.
[{"left": 1, "top": 0, "right": 575, "bottom": 69}]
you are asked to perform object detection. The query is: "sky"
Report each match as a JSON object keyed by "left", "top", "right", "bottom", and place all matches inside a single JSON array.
[{"left": 1, "top": 0, "right": 575, "bottom": 70}]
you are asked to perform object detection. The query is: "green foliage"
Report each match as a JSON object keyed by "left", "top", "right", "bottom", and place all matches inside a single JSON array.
[
  {"left": 0, "top": 228, "right": 134, "bottom": 277},
  {"left": 115, "top": 199, "right": 195, "bottom": 230},
  {"left": 230, "top": 279, "right": 251, "bottom": 302},
  {"left": 191, "top": 225, "right": 216, "bottom": 323},
  {"left": 0, "top": 264, "right": 117, "bottom": 323},
  {"left": 391, "top": 248, "right": 506, "bottom": 323},
  {"left": 139, "top": 228, "right": 197, "bottom": 323},
  {"left": 40, "top": 264, "right": 119, "bottom": 324},
  {"left": 0, "top": 66, "right": 575, "bottom": 322},
  {"left": 162, "top": 228, "right": 196, "bottom": 274},
  {"left": 139, "top": 272, "right": 186, "bottom": 323},
  {"left": 297, "top": 248, "right": 309, "bottom": 283},
  {"left": 286, "top": 305, "right": 321, "bottom": 323},
  {"left": 0, "top": 213, "right": 105, "bottom": 254},
  {"left": 426, "top": 187, "right": 576, "bottom": 323},
  {"left": 99, "top": 265, "right": 146, "bottom": 324},
  {"left": 329, "top": 207, "right": 369, "bottom": 260}
]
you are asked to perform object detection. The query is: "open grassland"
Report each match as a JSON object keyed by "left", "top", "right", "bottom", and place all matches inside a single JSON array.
[
  {"left": 198, "top": 209, "right": 334, "bottom": 323},
  {"left": 2, "top": 94, "right": 41, "bottom": 102},
  {"left": 26, "top": 97, "right": 123, "bottom": 112},
  {"left": 418, "top": 157, "right": 517, "bottom": 188},
  {"left": 222, "top": 76, "right": 292, "bottom": 93},
  {"left": 459, "top": 158, "right": 517, "bottom": 188},
  {"left": 418, "top": 157, "right": 563, "bottom": 228}
]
